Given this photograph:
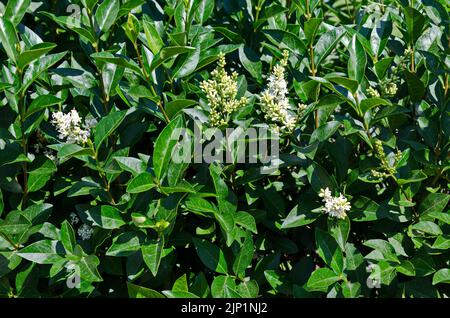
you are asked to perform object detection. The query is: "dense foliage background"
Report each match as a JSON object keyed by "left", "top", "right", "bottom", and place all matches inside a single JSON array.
[{"left": 0, "top": 0, "right": 449, "bottom": 298}]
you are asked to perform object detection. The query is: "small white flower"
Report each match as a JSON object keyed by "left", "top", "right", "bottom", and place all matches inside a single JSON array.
[
  {"left": 260, "top": 50, "right": 297, "bottom": 134},
  {"left": 51, "top": 109, "right": 91, "bottom": 144},
  {"left": 44, "top": 149, "right": 57, "bottom": 163},
  {"left": 319, "top": 187, "right": 332, "bottom": 200},
  {"left": 298, "top": 103, "right": 308, "bottom": 112},
  {"left": 33, "top": 143, "right": 41, "bottom": 153},
  {"left": 69, "top": 212, "right": 80, "bottom": 226},
  {"left": 77, "top": 224, "right": 93, "bottom": 240},
  {"left": 319, "top": 187, "right": 351, "bottom": 219}
]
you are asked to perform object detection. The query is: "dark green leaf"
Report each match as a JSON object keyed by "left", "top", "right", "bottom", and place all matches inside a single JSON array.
[
  {"left": 127, "top": 282, "right": 165, "bottom": 298},
  {"left": 0, "top": 18, "right": 19, "bottom": 63},
  {"left": 306, "top": 268, "right": 340, "bottom": 292},
  {"left": 153, "top": 115, "right": 184, "bottom": 180},
  {"left": 85, "top": 205, "right": 125, "bottom": 230},
  {"left": 142, "top": 237, "right": 165, "bottom": 276},
  {"left": 193, "top": 238, "right": 228, "bottom": 274},
  {"left": 95, "top": 0, "right": 120, "bottom": 33},
  {"left": 315, "top": 228, "right": 344, "bottom": 274},
  {"left": 94, "top": 110, "right": 128, "bottom": 149},
  {"left": 348, "top": 35, "right": 366, "bottom": 83},
  {"left": 18, "top": 42, "right": 57, "bottom": 70},
  {"left": 126, "top": 172, "right": 156, "bottom": 194},
  {"left": 17, "top": 240, "right": 64, "bottom": 264},
  {"left": 60, "top": 221, "right": 76, "bottom": 254}
]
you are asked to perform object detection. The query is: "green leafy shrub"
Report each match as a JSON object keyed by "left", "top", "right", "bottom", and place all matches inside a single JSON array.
[{"left": 0, "top": 0, "right": 449, "bottom": 298}]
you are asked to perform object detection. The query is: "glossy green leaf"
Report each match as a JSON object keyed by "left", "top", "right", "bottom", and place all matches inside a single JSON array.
[
  {"left": 404, "top": 70, "right": 425, "bottom": 102},
  {"left": 360, "top": 98, "right": 391, "bottom": 113},
  {"left": 153, "top": 115, "right": 184, "bottom": 180},
  {"left": 348, "top": 35, "right": 367, "bottom": 83},
  {"left": 4, "top": 0, "right": 31, "bottom": 26},
  {"left": 315, "top": 229, "right": 344, "bottom": 274},
  {"left": 419, "top": 193, "right": 450, "bottom": 215},
  {"left": 314, "top": 26, "right": 346, "bottom": 66},
  {"left": 27, "top": 157, "right": 57, "bottom": 192},
  {"left": 17, "top": 240, "right": 64, "bottom": 264},
  {"left": 370, "top": 18, "right": 392, "bottom": 58},
  {"left": 237, "top": 280, "right": 259, "bottom": 298},
  {"left": 21, "top": 52, "right": 67, "bottom": 95},
  {"left": 238, "top": 46, "right": 262, "bottom": 83},
  {"left": 60, "top": 221, "right": 76, "bottom": 254},
  {"left": 143, "top": 18, "right": 164, "bottom": 54},
  {"left": 235, "top": 211, "right": 257, "bottom": 234},
  {"left": 432, "top": 268, "right": 450, "bottom": 285},
  {"left": 149, "top": 46, "right": 196, "bottom": 72},
  {"left": 306, "top": 268, "right": 340, "bottom": 292},
  {"left": 232, "top": 234, "right": 253, "bottom": 278},
  {"left": 18, "top": 42, "right": 57, "bottom": 70},
  {"left": 106, "top": 232, "right": 143, "bottom": 257},
  {"left": 404, "top": 7, "right": 426, "bottom": 44},
  {"left": 166, "top": 99, "right": 197, "bottom": 119},
  {"left": 263, "top": 29, "right": 306, "bottom": 55},
  {"left": 94, "top": 110, "right": 128, "bottom": 149},
  {"left": 304, "top": 18, "right": 322, "bottom": 45},
  {"left": 25, "top": 95, "right": 62, "bottom": 119},
  {"left": 95, "top": 0, "right": 120, "bottom": 33},
  {"left": 172, "top": 47, "right": 200, "bottom": 79},
  {"left": 127, "top": 282, "right": 165, "bottom": 298},
  {"left": 126, "top": 172, "right": 156, "bottom": 193},
  {"left": 211, "top": 275, "right": 239, "bottom": 298},
  {"left": 310, "top": 121, "right": 341, "bottom": 144},
  {"left": 84, "top": 205, "right": 125, "bottom": 230},
  {"left": 0, "top": 18, "right": 19, "bottom": 63},
  {"left": 194, "top": 0, "right": 214, "bottom": 24},
  {"left": 193, "top": 238, "right": 228, "bottom": 274},
  {"left": 410, "top": 221, "right": 442, "bottom": 236},
  {"left": 327, "top": 216, "right": 350, "bottom": 251},
  {"left": 142, "top": 237, "right": 165, "bottom": 276}
]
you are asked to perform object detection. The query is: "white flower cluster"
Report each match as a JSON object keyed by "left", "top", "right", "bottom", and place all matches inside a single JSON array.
[
  {"left": 33, "top": 143, "right": 42, "bottom": 153},
  {"left": 260, "top": 50, "right": 297, "bottom": 134},
  {"left": 77, "top": 224, "right": 93, "bottom": 240},
  {"left": 200, "top": 53, "right": 248, "bottom": 126},
  {"left": 51, "top": 109, "right": 92, "bottom": 144},
  {"left": 319, "top": 187, "right": 351, "bottom": 219}
]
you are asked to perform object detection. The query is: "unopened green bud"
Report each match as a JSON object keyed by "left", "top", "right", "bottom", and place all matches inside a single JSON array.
[
  {"left": 367, "top": 86, "right": 380, "bottom": 98},
  {"left": 156, "top": 220, "right": 170, "bottom": 232}
]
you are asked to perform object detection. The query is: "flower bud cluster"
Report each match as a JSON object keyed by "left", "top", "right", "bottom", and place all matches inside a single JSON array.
[
  {"left": 260, "top": 50, "right": 298, "bottom": 134},
  {"left": 200, "top": 53, "right": 248, "bottom": 126},
  {"left": 367, "top": 86, "right": 380, "bottom": 98},
  {"left": 371, "top": 139, "right": 403, "bottom": 179},
  {"left": 382, "top": 82, "right": 398, "bottom": 97}
]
